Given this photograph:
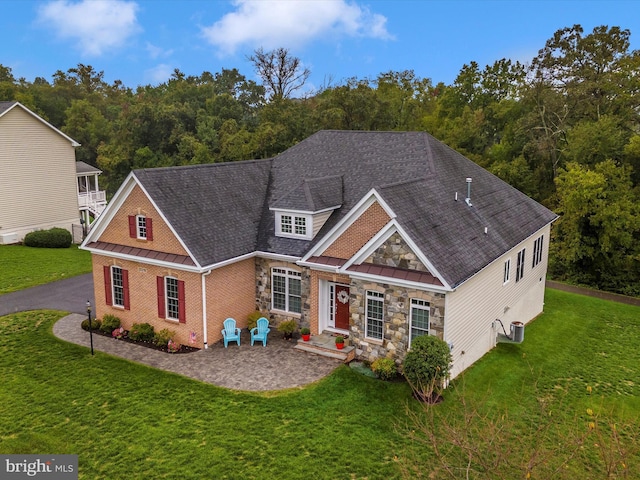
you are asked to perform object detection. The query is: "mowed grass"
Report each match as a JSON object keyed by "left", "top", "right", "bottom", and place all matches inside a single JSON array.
[
  {"left": 0, "top": 244, "right": 92, "bottom": 293},
  {"left": 1, "top": 290, "right": 639, "bottom": 478}
]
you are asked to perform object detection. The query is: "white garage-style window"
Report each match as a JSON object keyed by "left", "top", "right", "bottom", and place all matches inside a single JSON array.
[{"left": 272, "top": 268, "right": 302, "bottom": 314}]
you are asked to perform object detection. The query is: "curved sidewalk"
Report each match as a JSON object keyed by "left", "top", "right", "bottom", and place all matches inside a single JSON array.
[{"left": 53, "top": 313, "right": 342, "bottom": 392}]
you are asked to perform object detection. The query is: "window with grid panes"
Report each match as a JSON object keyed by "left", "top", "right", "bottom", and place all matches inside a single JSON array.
[
  {"left": 272, "top": 268, "right": 302, "bottom": 313},
  {"left": 366, "top": 291, "right": 384, "bottom": 340},
  {"left": 112, "top": 266, "right": 125, "bottom": 307},
  {"left": 165, "top": 277, "right": 180, "bottom": 320},
  {"left": 410, "top": 298, "right": 430, "bottom": 346}
]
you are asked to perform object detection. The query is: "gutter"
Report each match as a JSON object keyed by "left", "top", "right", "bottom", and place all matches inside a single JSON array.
[{"left": 201, "top": 269, "right": 212, "bottom": 349}]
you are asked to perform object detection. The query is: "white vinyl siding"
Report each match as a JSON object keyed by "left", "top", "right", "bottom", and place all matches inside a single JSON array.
[
  {"left": 0, "top": 106, "right": 79, "bottom": 239},
  {"left": 445, "top": 224, "right": 551, "bottom": 379},
  {"left": 312, "top": 210, "right": 333, "bottom": 236}
]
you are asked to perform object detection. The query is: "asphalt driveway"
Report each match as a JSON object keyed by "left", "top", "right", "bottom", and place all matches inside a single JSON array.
[{"left": 0, "top": 273, "right": 95, "bottom": 316}]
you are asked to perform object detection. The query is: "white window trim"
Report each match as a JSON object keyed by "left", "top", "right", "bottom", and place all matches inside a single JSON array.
[
  {"left": 503, "top": 258, "right": 511, "bottom": 285},
  {"left": 409, "top": 298, "right": 430, "bottom": 349},
  {"left": 136, "top": 214, "right": 147, "bottom": 240},
  {"left": 165, "top": 276, "right": 180, "bottom": 321},
  {"left": 271, "top": 268, "right": 302, "bottom": 314},
  {"left": 516, "top": 248, "right": 526, "bottom": 283},
  {"left": 532, "top": 235, "right": 544, "bottom": 268},
  {"left": 111, "top": 265, "right": 125, "bottom": 308},
  {"left": 274, "top": 211, "right": 313, "bottom": 240},
  {"left": 365, "top": 290, "right": 384, "bottom": 341}
]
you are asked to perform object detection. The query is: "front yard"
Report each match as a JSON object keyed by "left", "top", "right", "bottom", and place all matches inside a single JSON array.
[
  {"left": 0, "top": 289, "right": 639, "bottom": 478},
  {"left": 0, "top": 244, "right": 92, "bottom": 293}
]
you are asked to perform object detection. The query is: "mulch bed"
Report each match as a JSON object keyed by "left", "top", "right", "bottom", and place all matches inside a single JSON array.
[{"left": 83, "top": 328, "right": 200, "bottom": 354}]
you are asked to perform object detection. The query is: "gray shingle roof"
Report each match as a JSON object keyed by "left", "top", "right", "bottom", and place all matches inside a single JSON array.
[
  {"left": 76, "top": 161, "right": 102, "bottom": 175},
  {"left": 134, "top": 160, "right": 272, "bottom": 266},
  {"left": 271, "top": 175, "right": 343, "bottom": 212},
  {"left": 132, "top": 130, "right": 557, "bottom": 286},
  {"left": 0, "top": 101, "right": 18, "bottom": 116}
]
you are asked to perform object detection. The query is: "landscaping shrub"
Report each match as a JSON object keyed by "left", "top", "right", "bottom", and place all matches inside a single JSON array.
[
  {"left": 81, "top": 318, "right": 101, "bottom": 331},
  {"left": 247, "top": 311, "right": 264, "bottom": 331},
  {"left": 129, "top": 322, "right": 155, "bottom": 342},
  {"left": 23, "top": 227, "right": 72, "bottom": 248},
  {"left": 154, "top": 328, "right": 176, "bottom": 347},
  {"left": 100, "top": 314, "right": 121, "bottom": 334},
  {"left": 403, "top": 335, "right": 452, "bottom": 398},
  {"left": 371, "top": 357, "right": 397, "bottom": 381}
]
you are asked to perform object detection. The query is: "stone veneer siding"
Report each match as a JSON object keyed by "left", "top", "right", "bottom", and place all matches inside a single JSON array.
[
  {"left": 366, "top": 232, "right": 429, "bottom": 272},
  {"left": 255, "top": 257, "right": 311, "bottom": 329},
  {"left": 349, "top": 279, "right": 445, "bottom": 365}
]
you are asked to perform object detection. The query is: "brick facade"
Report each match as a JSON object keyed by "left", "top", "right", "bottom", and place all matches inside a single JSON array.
[
  {"left": 323, "top": 201, "right": 390, "bottom": 259},
  {"left": 92, "top": 254, "right": 203, "bottom": 348},
  {"left": 205, "top": 258, "right": 257, "bottom": 347},
  {"left": 98, "top": 184, "right": 188, "bottom": 256}
]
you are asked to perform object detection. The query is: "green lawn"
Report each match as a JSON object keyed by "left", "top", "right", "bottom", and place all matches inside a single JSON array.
[
  {"left": 0, "top": 291, "right": 638, "bottom": 479},
  {"left": 0, "top": 244, "right": 92, "bottom": 293}
]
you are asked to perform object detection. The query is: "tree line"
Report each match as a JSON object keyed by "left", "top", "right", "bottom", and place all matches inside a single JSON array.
[{"left": 1, "top": 25, "right": 638, "bottom": 295}]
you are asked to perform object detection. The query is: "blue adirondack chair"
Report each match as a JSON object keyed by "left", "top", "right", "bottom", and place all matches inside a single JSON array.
[
  {"left": 250, "top": 317, "right": 271, "bottom": 346},
  {"left": 222, "top": 318, "right": 241, "bottom": 347}
]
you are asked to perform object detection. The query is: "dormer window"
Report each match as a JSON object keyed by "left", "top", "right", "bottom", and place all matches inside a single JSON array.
[{"left": 275, "top": 212, "right": 312, "bottom": 239}]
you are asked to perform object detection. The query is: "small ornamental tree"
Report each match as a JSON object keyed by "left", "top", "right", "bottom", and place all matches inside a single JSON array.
[{"left": 402, "top": 335, "right": 452, "bottom": 402}]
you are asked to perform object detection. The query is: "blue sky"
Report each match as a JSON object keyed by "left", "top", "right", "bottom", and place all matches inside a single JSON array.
[{"left": 2, "top": 0, "right": 640, "bottom": 93}]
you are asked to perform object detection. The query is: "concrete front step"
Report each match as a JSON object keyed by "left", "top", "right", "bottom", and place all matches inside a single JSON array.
[{"left": 294, "top": 334, "right": 356, "bottom": 363}]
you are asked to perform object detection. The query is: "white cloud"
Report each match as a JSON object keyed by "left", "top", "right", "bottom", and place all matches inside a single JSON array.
[
  {"left": 201, "top": 0, "right": 394, "bottom": 55},
  {"left": 37, "top": 0, "right": 140, "bottom": 56},
  {"left": 145, "top": 63, "right": 174, "bottom": 84},
  {"left": 146, "top": 42, "right": 174, "bottom": 60}
]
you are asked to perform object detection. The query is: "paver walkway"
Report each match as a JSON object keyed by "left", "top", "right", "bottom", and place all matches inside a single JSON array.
[{"left": 53, "top": 313, "right": 342, "bottom": 392}]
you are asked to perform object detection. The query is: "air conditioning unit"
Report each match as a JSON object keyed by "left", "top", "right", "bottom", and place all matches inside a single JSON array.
[{"left": 0, "top": 233, "right": 19, "bottom": 244}]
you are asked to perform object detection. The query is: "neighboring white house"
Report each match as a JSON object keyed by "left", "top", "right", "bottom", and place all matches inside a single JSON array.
[{"left": 0, "top": 101, "right": 105, "bottom": 244}]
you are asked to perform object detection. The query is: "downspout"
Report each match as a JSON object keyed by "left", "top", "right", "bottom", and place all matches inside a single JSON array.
[{"left": 202, "top": 269, "right": 212, "bottom": 349}]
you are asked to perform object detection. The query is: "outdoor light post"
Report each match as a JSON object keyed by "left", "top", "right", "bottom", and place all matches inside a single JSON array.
[{"left": 86, "top": 300, "right": 94, "bottom": 356}]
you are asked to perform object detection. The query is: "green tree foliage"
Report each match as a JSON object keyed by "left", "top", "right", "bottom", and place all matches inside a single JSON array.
[
  {"left": 3, "top": 23, "right": 640, "bottom": 294},
  {"left": 551, "top": 161, "right": 640, "bottom": 294}
]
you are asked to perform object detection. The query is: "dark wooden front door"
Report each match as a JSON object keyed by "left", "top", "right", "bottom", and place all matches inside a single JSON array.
[{"left": 334, "top": 285, "right": 350, "bottom": 330}]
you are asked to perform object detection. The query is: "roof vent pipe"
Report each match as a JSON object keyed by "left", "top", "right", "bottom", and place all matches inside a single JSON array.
[{"left": 465, "top": 178, "right": 472, "bottom": 206}]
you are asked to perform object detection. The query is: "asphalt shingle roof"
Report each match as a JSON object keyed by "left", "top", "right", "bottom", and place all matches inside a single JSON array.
[
  {"left": 132, "top": 130, "right": 557, "bottom": 287},
  {"left": 0, "top": 101, "right": 17, "bottom": 116}
]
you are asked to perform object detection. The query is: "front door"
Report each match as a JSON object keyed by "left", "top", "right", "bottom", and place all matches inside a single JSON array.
[{"left": 334, "top": 284, "right": 350, "bottom": 330}]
